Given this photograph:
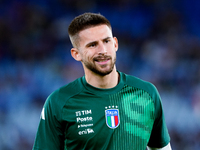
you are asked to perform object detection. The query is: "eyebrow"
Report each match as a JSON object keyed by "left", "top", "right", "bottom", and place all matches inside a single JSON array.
[
  {"left": 85, "top": 41, "right": 98, "bottom": 47},
  {"left": 103, "top": 36, "right": 112, "bottom": 41},
  {"left": 85, "top": 36, "right": 112, "bottom": 47}
]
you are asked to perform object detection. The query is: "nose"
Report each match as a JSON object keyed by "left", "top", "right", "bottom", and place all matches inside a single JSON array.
[{"left": 98, "top": 42, "right": 107, "bottom": 55}]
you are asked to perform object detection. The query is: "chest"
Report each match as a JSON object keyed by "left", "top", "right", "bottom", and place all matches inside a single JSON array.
[{"left": 61, "top": 90, "right": 155, "bottom": 149}]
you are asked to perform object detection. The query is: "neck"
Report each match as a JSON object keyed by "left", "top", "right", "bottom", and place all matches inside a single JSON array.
[{"left": 85, "top": 66, "right": 119, "bottom": 89}]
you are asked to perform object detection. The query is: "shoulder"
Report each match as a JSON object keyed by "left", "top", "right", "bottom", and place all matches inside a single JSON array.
[
  {"left": 55, "top": 77, "right": 84, "bottom": 98},
  {"left": 121, "top": 72, "right": 160, "bottom": 100},
  {"left": 48, "top": 77, "right": 83, "bottom": 103},
  {"left": 43, "top": 77, "right": 84, "bottom": 115}
]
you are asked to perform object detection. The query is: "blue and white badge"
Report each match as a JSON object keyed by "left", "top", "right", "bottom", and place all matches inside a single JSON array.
[{"left": 105, "top": 106, "right": 120, "bottom": 129}]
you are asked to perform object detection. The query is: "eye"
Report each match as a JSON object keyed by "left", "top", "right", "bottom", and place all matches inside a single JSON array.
[
  {"left": 87, "top": 42, "right": 97, "bottom": 48},
  {"left": 104, "top": 39, "right": 110, "bottom": 43},
  {"left": 90, "top": 43, "right": 96, "bottom": 47}
]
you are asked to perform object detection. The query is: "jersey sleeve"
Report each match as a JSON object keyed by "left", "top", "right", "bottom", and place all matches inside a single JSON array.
[
  {"left": 147, "top": 86, "right": 170, "bottom": 148},
  {"left": 32, "top": 93, "right": 65, "bottom": 150}
]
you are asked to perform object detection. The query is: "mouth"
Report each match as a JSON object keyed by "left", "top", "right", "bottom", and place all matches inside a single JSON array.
[{"left": 94, "top": 56, "right": 111, "bottom": 65}]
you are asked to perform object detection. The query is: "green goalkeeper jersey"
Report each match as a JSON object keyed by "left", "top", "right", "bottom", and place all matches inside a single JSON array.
[{"left": 33, "top": 71, "right": 170, "bottom": 150}]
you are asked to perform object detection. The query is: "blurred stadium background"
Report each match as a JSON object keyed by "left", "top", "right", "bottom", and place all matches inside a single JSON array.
[{"left": 0, "top": 0, "right": 200, "bottom": 149}]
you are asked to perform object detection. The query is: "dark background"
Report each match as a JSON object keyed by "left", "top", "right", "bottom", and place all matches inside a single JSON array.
[{"left": 0, "top": 0, "right": 200, "bottom": 149}]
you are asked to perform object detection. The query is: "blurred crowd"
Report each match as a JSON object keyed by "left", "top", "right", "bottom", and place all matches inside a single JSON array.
[{"left": 0, "top": 0, "right": 200, "bottom": 149}]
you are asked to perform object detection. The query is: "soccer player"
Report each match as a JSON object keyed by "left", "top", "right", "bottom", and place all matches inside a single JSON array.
[{"left": 33, "top": 12, "right": 172, "bottom": 150}]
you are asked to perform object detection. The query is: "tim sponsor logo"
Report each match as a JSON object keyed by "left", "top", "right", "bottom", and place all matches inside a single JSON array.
[
  {"left": 75, "top": 110, "right": 92, "bottom": 116},
  {"left": 75, "top": 109, "right": 93, "bottom": 123}
]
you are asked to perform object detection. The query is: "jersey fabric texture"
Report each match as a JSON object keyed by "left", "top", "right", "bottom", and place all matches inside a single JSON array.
[{"left": 33, "top": 71, "right": 170, "bottom": 150}]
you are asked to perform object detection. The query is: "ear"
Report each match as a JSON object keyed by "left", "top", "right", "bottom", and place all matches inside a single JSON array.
[
  {"left": 71, "top": 48, "right": 82, "bottom": 61},
  {"left": 113, "top": 37, "right": 118, "bottom": 52}
]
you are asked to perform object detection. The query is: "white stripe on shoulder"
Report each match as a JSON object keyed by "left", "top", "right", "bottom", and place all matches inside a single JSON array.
[
  {"left": 41, "top": 108, "right": 45, "bottom": 120},
  {"left": 147, "top": 143, "right": 172, "bottom": 150}
]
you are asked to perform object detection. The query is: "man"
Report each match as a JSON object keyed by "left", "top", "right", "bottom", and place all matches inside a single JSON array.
[{"left": 33, "top": 12, "right": 172, "bottom": 150}]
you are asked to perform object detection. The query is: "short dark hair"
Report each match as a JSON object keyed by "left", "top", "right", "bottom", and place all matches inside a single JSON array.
[{"left": 68, "top": 12, "right": 111, "bottom": 48}]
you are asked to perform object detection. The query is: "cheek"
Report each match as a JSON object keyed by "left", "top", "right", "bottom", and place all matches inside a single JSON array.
[
  {"left": 81, "top": 50, "right": 94, "bottom": 61},
  {"left": 110, "top": 45, "right": 117, "bottom": 54}
]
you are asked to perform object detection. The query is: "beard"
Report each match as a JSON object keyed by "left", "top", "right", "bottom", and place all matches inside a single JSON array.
[{"left": 82, "top": 54, "right": 116, "bottom": 76}]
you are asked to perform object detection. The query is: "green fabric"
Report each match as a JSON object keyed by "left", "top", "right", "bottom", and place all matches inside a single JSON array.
[{"left": 32, "top": 71, "right": 170, "bottom": 150}]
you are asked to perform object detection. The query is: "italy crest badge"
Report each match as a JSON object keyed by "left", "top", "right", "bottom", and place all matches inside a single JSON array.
[{"left": 105, "top": 106, "right": 120, "bottom": 129}]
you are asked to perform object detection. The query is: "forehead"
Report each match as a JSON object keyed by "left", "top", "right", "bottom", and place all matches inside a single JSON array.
[{"left": 78, "top": 25, "right": 113, "bottom": 43}]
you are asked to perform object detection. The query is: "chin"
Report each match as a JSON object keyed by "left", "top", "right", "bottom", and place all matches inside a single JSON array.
[
  {"left": 83, "top": 61, "right": 116, "bottom": 76},
  {"left": 94, "top": 67, "right": 114, "bottom": 76}
]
